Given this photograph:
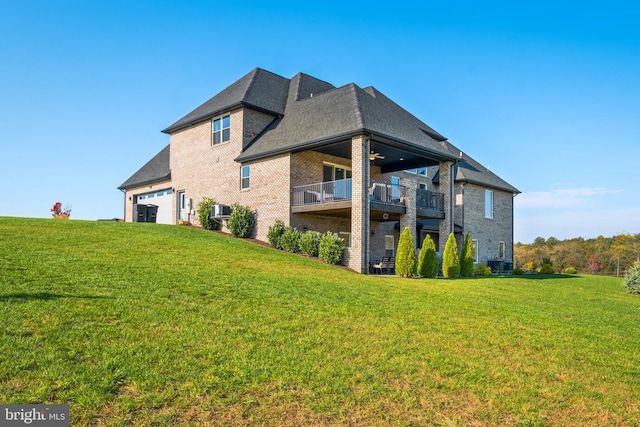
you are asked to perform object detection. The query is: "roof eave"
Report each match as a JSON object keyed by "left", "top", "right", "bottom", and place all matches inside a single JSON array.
[
  {"left": 235, "top": 128, "right": 458, "bottom": 163},
  {"left": 118, "top": 173, "right": 172, "bottom": 191},
  {"left": 161, "top": 102, "right": 280, "bottom": 134}
]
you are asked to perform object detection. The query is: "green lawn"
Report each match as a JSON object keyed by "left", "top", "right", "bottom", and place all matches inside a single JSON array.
[{"left": 1, "top": 217, "right": 639, "bottom": 426}]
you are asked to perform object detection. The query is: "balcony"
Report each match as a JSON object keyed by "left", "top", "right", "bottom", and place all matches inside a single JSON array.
[
  {"left": 416, "top": 188, "right": 445, "bottom": 219},
  {"left": 292, "top": 179, "right": 444, "bottom": 220}
]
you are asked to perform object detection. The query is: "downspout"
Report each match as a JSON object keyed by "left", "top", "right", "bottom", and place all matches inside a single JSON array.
[
  {"left": 512, "top": 193, "right": 517, "bottom": 267},
  {"left": 450, "top": 158, "right": 460, "bottom": 235},
  {"left": 119, "top": 188, "right": 126, "bottom": 221}
]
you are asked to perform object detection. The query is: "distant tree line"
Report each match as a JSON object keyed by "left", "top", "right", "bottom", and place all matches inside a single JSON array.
[{"left": 514, "top": 234, "right": 640, "bottom": 276}]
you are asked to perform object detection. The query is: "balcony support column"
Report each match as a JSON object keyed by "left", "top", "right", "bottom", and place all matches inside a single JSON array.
[
  {"left": 400, "top": 178, "right": 418, "bottom": 249},
  {"left": 438, "top": 161, "right": 454, "bottom": 251},
  {"left": 349, "top": 134, "right": 370, "bottom": 273}
]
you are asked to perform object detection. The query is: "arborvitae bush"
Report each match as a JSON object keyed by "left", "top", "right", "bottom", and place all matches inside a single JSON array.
[
  {"left": 512, "top": 268, "right": 525, "bottom": 275},
  {"left": 460, "top": 233, "right": 475, "bottom": 277},
  {"left": 299, "top": 230, "right": 321, "bottom": 257},
  {"left": 475, "top": 263, "right": 492, "bottom": 276},
  {"left": 197, "top": 197, "right": 218, "bottom": 230},
  {"left": 267, "top": 220, "right": 286, "bottom": 249},
  {"left": 623, "top": 261, "right": 640, "bottom": 294},
  {"left": 228, "top": 204, "right": 255, "bottom": 238},
  {"left": 318, "top": 232, "right": 345, "bottom": 265},
  {"left": 280, "top": 227, "right": 301, "bottom": 253},
  {"left": 418, "top": 234, "right": 438, "bottom": 278},
  {"left": 442, "top": 232, "right": 460, "bottom": 278},
  {"left": 396, "top": 227, "right": 417, "bottom": 278}
]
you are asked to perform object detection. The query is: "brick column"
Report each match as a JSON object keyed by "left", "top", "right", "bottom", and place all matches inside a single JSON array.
[
  {"left": 438, "top": 161, "right": 454, "bottom": 252},
  {"left": 350, "top": 135, "right": 370, "bottom": 273},
  {"left": 400, "top": 177, "right": 417, "bottom": 249}
]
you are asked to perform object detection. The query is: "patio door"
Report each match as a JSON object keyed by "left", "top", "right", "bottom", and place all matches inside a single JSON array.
[
  {"left": 385, "top": 235, "right": 395, "bottom": 257},
  {"left": 323, "top": 163, "right": 352, "bottom": 199}
]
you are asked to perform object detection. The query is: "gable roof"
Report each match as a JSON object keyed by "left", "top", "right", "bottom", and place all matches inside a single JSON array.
[
  {"left": 432, "top": 149, "right": 520, "bottom": 194},
  {"left": 162, "top": 68, "right": 290, "bottom": 134},
  {"left": 236, "top": 73, "right": 457, "bottom": 163},
  {"left": 118, "top": 145, "right": 171, "bottom": 190}
]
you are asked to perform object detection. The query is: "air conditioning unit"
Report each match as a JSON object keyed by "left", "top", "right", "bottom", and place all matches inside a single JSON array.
[{"left": 211, "top": 204, "right": 231, "bottom": 218}]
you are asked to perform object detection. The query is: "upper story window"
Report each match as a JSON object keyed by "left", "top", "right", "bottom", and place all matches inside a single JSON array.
[
  {"left": 241, "top": 165, "right": 250, "bottom": 190},
  {"left": 404, "top": 167, "right": 427, "bottom": 176},
  {"left": 485, "top": 189, "right": 494, "bottom": 219},
  {"left": 213, "top": 115, "right": 230, "bottom": 145}
]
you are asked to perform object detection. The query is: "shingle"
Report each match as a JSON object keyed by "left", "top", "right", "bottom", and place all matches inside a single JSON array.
[
  {"left": 162, "top": 68, "right": 289, "bottom": 133},
  {"left": 118, "top": 145, "right": 170, "bottom": 189}
]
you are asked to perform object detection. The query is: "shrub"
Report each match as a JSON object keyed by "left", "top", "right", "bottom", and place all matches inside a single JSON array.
[
  {"left": 318, "top": 232, "right": 345, "bottom": 265},
  {"left": 623, "top": 261, "right": 640, "bottom": 294},
  {"left": 396, "top": 227, "right": 417, "bottom": 278},
  {"left": 228, "top": 204, "right": 255, "bottom": 238},
  {"left": 280, "top": 227, "right": 301, "bottom": 253},
  {"left": 512, "top": 268, "right": 524, "bottom": 275},
  {"left": 460, "top": 233, "right": 474, "bottom": 277},
  {"left": 267, "top": 220, "right": 286, "bottom": 249},
  {"left": 418, "top": 234, "right": 439, "bottom": 278},
  {"left": 475, "top": 263, "right": 492, "bottom": 276},
  {"left": 442, "top": 232, "right": 460, "bottom": 278},
  {"left": 538, "top": 263, "right": 555, "bottom": 274},
  {"left": 299, "top": 230, "right": 321, "bottom": 257},
  {"left": 562, "top": 267, "right": 577, "bottom": 274},
  {"left": 197, "top": 197, "right": 218, "bottom": 230}
]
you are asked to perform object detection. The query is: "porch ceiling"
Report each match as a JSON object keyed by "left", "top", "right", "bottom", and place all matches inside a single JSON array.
[
  {"left": 310, "top": 139, "right": 443, "bottom": 173},
  {"left": 292, "top": 201, "right": 406, "bottom": 222}
]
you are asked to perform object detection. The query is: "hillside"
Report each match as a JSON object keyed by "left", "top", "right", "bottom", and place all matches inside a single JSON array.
[{"left": 1, "top": 217, "right": 639, "bottom": 426}]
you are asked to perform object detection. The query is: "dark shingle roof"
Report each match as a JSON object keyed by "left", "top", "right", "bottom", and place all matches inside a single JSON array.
[
  {"left": 118, "top": 145, "right": 171, "bottom": 190},
  {"left": 158, "top": 67, "right": 517, "bottom": 194},
  {"left": 432, "top": 149, "right": 520, "bottom": 194},
  {"left": 162, "top": 68, "right": 290, "bottom": 133},
  {"left": 236, "top": 74, "right": 458, "bottom": 162}
]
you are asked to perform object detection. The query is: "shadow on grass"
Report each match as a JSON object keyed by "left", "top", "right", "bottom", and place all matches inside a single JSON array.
[
  {"left": 0, "top": 292, "right": 113, "bottom": 302},
  {"left": 473, "top": 273, "right": 580, "bottom": 280}
]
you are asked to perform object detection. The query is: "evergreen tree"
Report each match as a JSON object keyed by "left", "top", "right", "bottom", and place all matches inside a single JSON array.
[
  {"left": 460, "top": 233, "right": 475, "bottom": 277},
  {"left": 418, "top": 234, "right": 439, "bottom": 278},
  {"left": 442, "top": 232, "right": 460, "bottom": 278},
  {"left": 395, "top": 227, "right": 417, "bottom": 278}
]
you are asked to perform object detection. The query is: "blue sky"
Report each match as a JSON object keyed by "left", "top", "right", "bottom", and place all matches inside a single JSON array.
[{"left": 1, "top": 1, "right": 638, "bottom": 243}]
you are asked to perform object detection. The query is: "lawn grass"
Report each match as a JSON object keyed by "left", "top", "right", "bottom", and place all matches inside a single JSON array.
[{"left": 1, "top": 217, "right": 639, "bottom": 426}]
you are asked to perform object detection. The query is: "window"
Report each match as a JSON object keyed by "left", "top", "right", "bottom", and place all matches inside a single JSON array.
[
  {"left": 339, "top": 232, "right": 351, "bottom": 247},
  {"left": 419, "top": 183, "right": 427, "bottom": 190},
  {"left": 323, "top": 163, "right": 352, "bottom": 181},
  {"left": 212, "top": 115, "right": 230, "bottom": 145},
  {"left": 471, "top": 239, "right": 478, "bottom": 263},
  {"left": 241, "top": 165, "right": 250, "bottom": 189},
  {"left": 405, "top": 167, "right": 427, "bottom": 176},
  {"left": 499, "top": 241, "right": 505, "bottom": 259},
  {"left": 485, "top": 189, "right": 493, "bottom": 219}
]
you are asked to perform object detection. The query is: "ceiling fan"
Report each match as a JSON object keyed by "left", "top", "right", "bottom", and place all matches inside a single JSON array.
[{"left": 369, "top": 150, "right": 385, "bottom": 161}]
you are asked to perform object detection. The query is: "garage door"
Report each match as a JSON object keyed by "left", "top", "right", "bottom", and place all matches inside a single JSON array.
[{"left": 136, "top": 189, "right": 173, "bottom": 224}]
